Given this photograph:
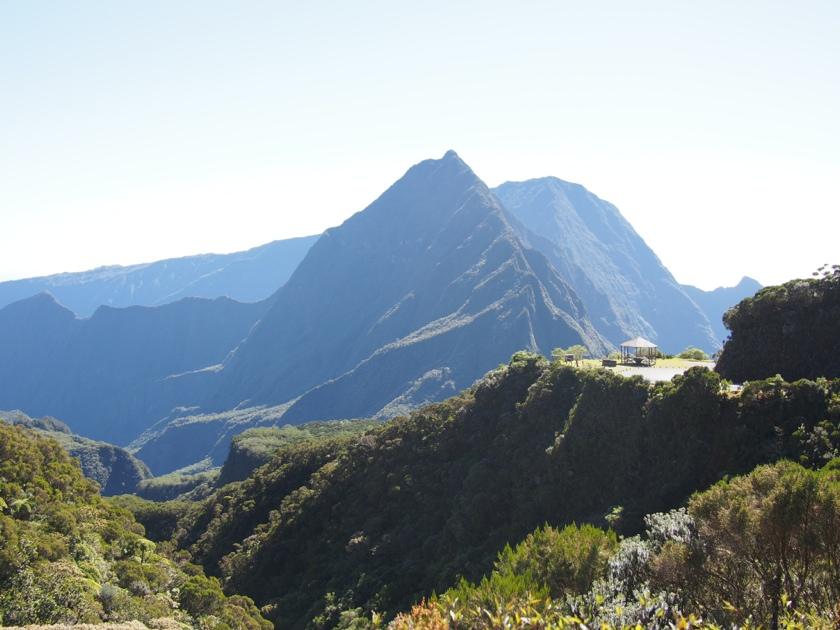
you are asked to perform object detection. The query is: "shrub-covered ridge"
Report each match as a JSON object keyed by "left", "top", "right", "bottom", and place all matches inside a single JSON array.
[
  {"left": 0, "top": 423, "right": 270, "bottom": 628},
  {"left": 396, "top": 458, "right": 840, "bottom": 629},
  {"left": 173, "top": 354, "right": 840, "bottom": 627}
]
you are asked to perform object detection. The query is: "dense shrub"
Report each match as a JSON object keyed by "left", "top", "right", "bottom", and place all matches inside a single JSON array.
[
  {"left": 410, "top": 461, "right": 840, "bottom": 629},
  {"left": 0, "top": 424, "right": 269, "bottom": 628},
  {"left": 677, "top": 346, "right": 709, "bottom": 361},
  {"left": 108, "top": 495, "right": 191, "bottom": 542}
]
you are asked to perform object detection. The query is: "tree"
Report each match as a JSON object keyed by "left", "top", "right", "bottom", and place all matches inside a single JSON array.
[
  {"left": 650, "top": 460, "right": 840, "bottom": 629},
  {"left": 678, "top": 347, "right": 710, "bottom": 361},
  {"left": 553, "top": 345, "right": 589, "bottom": 366}
]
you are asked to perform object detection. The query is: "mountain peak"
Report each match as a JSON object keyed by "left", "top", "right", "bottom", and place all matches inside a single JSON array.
[
  {"left": 737, "top": 276, "right": 763, "bottom": 290},
  {"left": 400, "top": 150, "right": 475, "bottom": 184},
  {"left": 0, "top": 291, "right": 75, "bottom": 319}
]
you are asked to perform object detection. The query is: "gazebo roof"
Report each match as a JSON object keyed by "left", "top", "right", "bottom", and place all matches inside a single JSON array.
[{"left": 620, "top": 336, "right": 657, "bottom": 349}]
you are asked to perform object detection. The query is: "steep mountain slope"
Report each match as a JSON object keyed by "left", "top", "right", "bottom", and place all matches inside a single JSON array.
[
  {"left": 0, "top": 294, "right": 267, "bottom": 444},
  {"left": 0, "top": 409, "right": 151, "bottom": 495},
  {"left": 209, "top": 151, "right": 607, "bottom": 422},
  {"left": 0, "top": 235, "right": 317, "bottom": 317},
  {"left": 681, "top": 276, "right": 762, "bottom": 343},
  {"left": 493, "top": 178, "right": 719, "bottom": 352}
]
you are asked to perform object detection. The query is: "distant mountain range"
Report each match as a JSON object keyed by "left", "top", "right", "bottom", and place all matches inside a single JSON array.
[
  {"left": 681, "top": 276, "right": 763, "bottom": 344},
  {"left": 0, "top": 151, "right": 761, "bottom": 472},
  {"left": 0, "top": 235, "right": 318, "bottom": 317},
  {"left": 0, "top": 292, "right": 267, "bottom": 444}
]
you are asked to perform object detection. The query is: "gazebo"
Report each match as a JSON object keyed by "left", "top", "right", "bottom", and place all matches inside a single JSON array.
[{"left": 620, "top": 336, "right": 658, "bottom": 366}]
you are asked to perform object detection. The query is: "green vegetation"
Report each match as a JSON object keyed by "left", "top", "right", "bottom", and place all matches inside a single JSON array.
[
  {"left": 716, "top": 265, "right": 840, "bottom": 382},
  {"left": 677, "top": 346, "right": 710, "bottom": 361},
  {"left": 4, "top": 270, "right": 837, "bottom": 628},
  {"left": 552, "top": 345, "right": 588, "bottom": 365},
  {"left": 135, "top": 467, "right": 220, "bottom": 502},
  {"left": 107, "top": 495, "right": 191, "bottom": 543},
  {"left": 0, "top": 423, "right": 270, "bottom": 628},
  {"left": 404, "top": 459, "right": 839, "bottom": 629},
  {"left": 171, "top": 352, "right": 839, "bottom": 627},
  {"left": 0, "top": 410, "right": 152, "bottom": 496},
  {"left": 217, "top": 419, "right": 381, "bottom": 485}
]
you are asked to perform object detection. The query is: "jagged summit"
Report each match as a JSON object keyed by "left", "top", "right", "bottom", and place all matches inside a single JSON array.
[
  {"left": 0, "top": 151, "right": 758, "bottom": 470},
  {"left": 210, "top": 152, "right": 606, "bottom": 420}
]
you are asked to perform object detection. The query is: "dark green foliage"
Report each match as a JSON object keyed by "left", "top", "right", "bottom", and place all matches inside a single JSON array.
[
  {"left": 176, "top": 353, "right": 839, "bottom": 627},
  {"left": 0, "top": 423, "right": 270, "bottom": 628},
  {"left": 429, "top": 461, "right": 839, "bottom": 629},
  {"left": 217, "top": 420, "right": 382, "bottom": 485},
  {"left": 492, "top": 523, "right": 618, "bottom": 598},
  {"left": 108, "top": 495, "right": 191, "bottom": 542},
  {"left": 716, "top": 270, "right": 840, "bottom": 382},
  {"left": 178, "top": 436, "right": 353, "bottom": 576},
  {"left": 134, "top": 468, "right": 219, "bottom": 501}
]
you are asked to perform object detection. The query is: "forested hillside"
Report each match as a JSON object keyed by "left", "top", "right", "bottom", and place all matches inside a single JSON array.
[
  {"left": 171, "top": 354, "right": 839, "bottom": 628},
  {"left": 0, "top": 423, "right": 270, "bottom": 628},
  {"left": 0, "top": 410, "right": 151, "bottom": 495},
  {"left": 716, "top": 265, "right": 840, "bottom": 382}
]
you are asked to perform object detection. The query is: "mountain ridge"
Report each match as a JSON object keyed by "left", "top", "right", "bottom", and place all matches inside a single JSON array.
[
  {"left": 0, "top": 292, "right": 268, "bottom": 444},
  {"left": 681, "top": 275, "right": 763, "bottom": 343},
  {"left": 208, "top": 151, "right": 607, "bottom": 421},
  {"left": 0, "top": 235, "right": 319, "bottom": 317},
  {"left": 0, "top": 152, "right": 759, "bottom": 473}
]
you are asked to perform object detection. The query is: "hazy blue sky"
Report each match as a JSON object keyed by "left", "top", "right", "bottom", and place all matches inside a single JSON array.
[{"left": 1, "top": 1, "right": 838, "bottom": 289}]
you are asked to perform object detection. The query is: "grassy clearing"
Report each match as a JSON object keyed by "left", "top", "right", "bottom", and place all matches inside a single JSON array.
[{"left": 565, "top": 357, "right": 715, "bottom": 372}]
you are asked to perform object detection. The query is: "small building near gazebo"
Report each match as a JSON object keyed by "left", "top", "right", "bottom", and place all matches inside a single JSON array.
[{"left": 620, "top": 336, "right": 658, "bottom": 366}]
